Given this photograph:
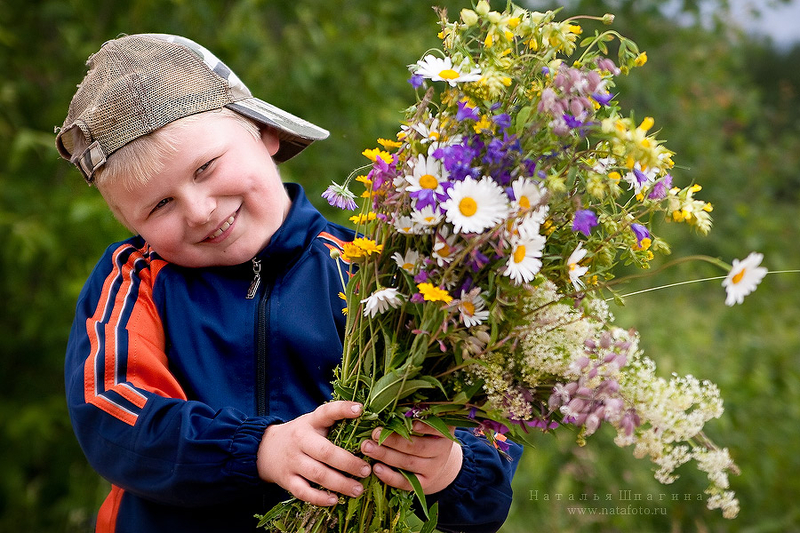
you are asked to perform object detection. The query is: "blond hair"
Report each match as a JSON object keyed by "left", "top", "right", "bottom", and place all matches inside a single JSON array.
[{"left": 95, "top": 108, "right": 260, "bottom": 191}]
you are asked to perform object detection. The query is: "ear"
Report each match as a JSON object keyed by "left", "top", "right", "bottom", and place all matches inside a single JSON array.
[{"left": 260, "top": 127, "right": 281, "bottom": 157}]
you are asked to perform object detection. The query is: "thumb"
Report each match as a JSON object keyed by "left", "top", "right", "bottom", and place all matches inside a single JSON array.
[{"left": 309, "top": 401, "right": 363, "bottom": 429}]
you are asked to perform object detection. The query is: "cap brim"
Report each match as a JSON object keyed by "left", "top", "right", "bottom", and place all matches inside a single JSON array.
[{"left": 227, "top": 98, "right": 329, "bottom": 163}]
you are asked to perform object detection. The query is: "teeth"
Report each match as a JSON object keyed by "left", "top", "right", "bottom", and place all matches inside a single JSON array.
[{"left": 209, "top": 215, "right": 235, "bottom": 239}]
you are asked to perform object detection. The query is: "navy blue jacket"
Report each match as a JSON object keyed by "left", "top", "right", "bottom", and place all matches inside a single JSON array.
[{"left": 65, "top": 183, "right": 521, "bottom": 532}]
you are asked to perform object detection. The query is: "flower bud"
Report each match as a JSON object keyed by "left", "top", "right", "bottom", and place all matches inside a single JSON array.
[
  {"left": 602, "top": 13, "right": 615, "bottom": 25},
  {"left": 460, "top": 8, "right": 479, "bottom": 27},
  {"left": 475, "top": 0, "right": 490, "bottom": 16},
  {"left": 584, "top": 413, "right": 601, "bottom": 435}
]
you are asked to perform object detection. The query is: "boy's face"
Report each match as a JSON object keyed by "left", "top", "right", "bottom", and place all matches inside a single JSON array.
[{"left": 101, "top": 113, "right": 291, "bottom": 267}]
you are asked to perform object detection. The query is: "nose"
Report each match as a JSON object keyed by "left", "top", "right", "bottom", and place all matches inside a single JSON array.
[{"left": 184, "top": 190, "right": 216, "bottom": 227}]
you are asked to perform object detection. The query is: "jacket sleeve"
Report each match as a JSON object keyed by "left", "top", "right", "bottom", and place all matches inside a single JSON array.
[
  {"left": 428, "top": 429, "right": 523, "bottom": 533},
  {"left": 65, "top": 242, "right": 278, "bottom": 507}
]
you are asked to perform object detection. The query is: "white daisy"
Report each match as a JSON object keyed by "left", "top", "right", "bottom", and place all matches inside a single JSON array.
[
  {"left": 414, "top": 54, "right": 482, "bottom": 87},
  {"left": 361, "top": 288, "right": 405, "bottom": 318},
  {"left": 567, "top": 243, "right": 589, "bottom": 291},
  {"left": 432, "top": 229, "right": 460, "bottom": 266},
  {"left": 722, "top": 252, "right": 767, "bottom": 306},
  {"left": 393, "top": 215, "right": 422, "bottom": 235},
  {"left": 401, "top": 118, "right": 443, "bottom": 144},
  {"left": 405, "top": 154, "right": 448, "bottom": 197},
  {"left": 503, "top": 234, "right": 546, "bottom": 284},
  {"left": 440, "top": 177, "right": 510, "bottom": 234},
  {"left": 456, "top": 289, "right": 490, "bottom": 327},
  {"left": 513, "top": 209, "right": 549, "bottom": 242},
  {"left": 392, "top": 249, "right": 421, "bottom": 274},
  {"left": 510, "top": 178, "right": 547, "bottom": 214},
  {"left": 410, "top": 205, "right": 442, "bottom": 229}
]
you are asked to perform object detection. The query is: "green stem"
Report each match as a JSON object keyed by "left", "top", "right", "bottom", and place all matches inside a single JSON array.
[{"left": 606, "top": 254, "right": 731, "bottom": 288}]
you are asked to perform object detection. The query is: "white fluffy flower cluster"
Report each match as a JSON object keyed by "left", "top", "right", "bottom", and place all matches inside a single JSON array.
[
  {"left": 611, "top": 345, "right": 738, "bottom": 517},
  {"left": 519, "top": 281, "right": 602, "bottom": 383}
]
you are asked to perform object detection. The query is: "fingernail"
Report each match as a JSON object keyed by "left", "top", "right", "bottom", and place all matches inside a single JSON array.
[
  {"left": 360, "top": 465, "right": 371, "bottom": 477},
  {"left": 327, "top": 495, "right": 338, "bottom": 506},
  {"left": 363, "top": 440, "right": 375, "bottom": 453},
  {"left": 351, "top": 404, "right": 362, "bottom": 415},
  {"left": 374, "top": 464, "right": 384, "bottom": 475},
  {"left": 352, "top": 484, "right": 364, "bottom": 497}
]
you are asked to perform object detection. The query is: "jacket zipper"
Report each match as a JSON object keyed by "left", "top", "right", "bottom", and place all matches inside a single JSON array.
[
  {"left": 249, "top": 258, "right": 271, "bottom": 417},
  {"left": 246, "top": 258, "right": 262, "bottom": 300}
]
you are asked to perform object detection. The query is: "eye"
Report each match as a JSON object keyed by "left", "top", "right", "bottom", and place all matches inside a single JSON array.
[
  {"left": 196, "top": 158, "right": 217, "bottom": 176},
  {"left": 150, "top": 197, "right": 173, "bottom": 214}
]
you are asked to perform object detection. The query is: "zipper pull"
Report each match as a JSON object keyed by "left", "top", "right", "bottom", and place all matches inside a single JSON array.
[{"left": 246, "top": 258, "right": 262, "bottom": 299}]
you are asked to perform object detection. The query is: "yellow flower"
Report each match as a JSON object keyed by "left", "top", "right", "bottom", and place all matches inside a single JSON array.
[
  {"left": 635, "top": 51, "right": 648, "bottom": 67},
  {"left": 349, "top": 212, "right": 378, "bottom": 224},
  {"left": 342, "top": 238, "right": 383, "bottom": 261},
  {"left": 362, "top": 147, "right": 393, "bottom": 164},
  {"left": 417, "top": 283, "right": 453, "bottom": 303},
  {"left": 377, "top": 138, "right": 402, "bottom": 150},
  {"left": 638, "top": 117, "right": 654, "bottom": 132},
  {"left": 473, "top": 115, "right": 495, "bottom": 133},
  {"left": 633, "top": 237, "right": 652, "bottom": 251}
]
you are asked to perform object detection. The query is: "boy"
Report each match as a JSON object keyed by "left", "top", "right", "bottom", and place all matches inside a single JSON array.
[{"left": 56, "top": 34, "right": 521, "bottom": 532}]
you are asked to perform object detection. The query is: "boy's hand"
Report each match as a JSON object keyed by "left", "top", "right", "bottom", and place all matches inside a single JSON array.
[
  {"left": 257, "top": 401, "right": 371, "bottom": 506},
  {"left": 360, "top": 421, "right": 463, "bottom": 495}
]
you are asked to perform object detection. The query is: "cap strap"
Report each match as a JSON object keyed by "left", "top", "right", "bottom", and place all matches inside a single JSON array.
[{"left": 74, "top": 140, "right": 107, "bottom": 184}]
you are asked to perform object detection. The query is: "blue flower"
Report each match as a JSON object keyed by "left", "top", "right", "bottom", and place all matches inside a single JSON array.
[
  {"left": 649, "top": 173, "right": 673, "bottom": 200},
  {"left": 492, "top": 112, "right": 512, "bottom": 131},
  {"left": 408, "top": 73, "right": 424, "bottom": 89},
  {"left": 592, "top": 91, "right": 613, "bottom": 106},
  {"left": 456, "top": 100, "right": 480, "bottom": 122},
  {"left": 572, "top": 209, "right": 598, "bottom": 236},
  {"left": 432, "top": 136, "right": 483, "bottom": 181},
  {"left": 563, "top": 114, "right": 584, "bottom": 129},
  {"left": 630, "top": 223, "right": 650, "bottom": 245}
]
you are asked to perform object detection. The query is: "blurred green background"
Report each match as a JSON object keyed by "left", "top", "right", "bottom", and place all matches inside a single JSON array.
[{"left": 1, "top": 0, "right": 798, "bottom": 531}]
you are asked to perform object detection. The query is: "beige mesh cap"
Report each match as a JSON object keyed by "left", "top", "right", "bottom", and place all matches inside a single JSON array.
[{"left": 56, "top": 33, "right": 329, "bottom": 184}]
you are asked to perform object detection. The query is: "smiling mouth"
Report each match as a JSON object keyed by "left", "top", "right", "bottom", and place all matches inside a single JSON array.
[{"left": 206, "top": 215, "right": 236, "bottom": 241}]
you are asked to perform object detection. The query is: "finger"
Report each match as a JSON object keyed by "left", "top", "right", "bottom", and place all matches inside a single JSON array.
[
  {"left": 308, "top": 401, "right": 363, "bottom": 430},
  {"left": 369, "top": 428, "right": 439, "bottom": 458},
  {"left": 284, "top": 474, "right": 341, "bottom": 507},
  {"left": 372, "top": 462, "right": 412, "bottom": 491},
  {"left": 361, "top": 437, "right": 431, "bottom": 473},
  {"left": 412, "top": 421, "right": 455, "bottom": 438},
  {"left": 301, "top": 433, "right": 371, "bottom": 479},
  {"left": 295, "top": 455, "right": 366, "bottom": 499}
]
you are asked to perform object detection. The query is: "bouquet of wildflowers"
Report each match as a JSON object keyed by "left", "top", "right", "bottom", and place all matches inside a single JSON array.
[{"left": 258, "top": 1, "right": 766, "bottom": 530}]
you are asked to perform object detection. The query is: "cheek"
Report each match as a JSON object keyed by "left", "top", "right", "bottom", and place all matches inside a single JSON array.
[{"left": 137, "top": 220, "right": 183, "bottom": 250}]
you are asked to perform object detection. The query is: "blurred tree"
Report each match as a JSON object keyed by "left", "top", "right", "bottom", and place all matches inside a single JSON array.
[{"left": 1, "top": 0, "right": 798, "bottom": 531}]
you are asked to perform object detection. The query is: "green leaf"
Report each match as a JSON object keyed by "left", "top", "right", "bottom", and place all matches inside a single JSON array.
[
  {"left": 346, "top": 491, "right": 360, "bottom": 521},
  {"left": 371, "top": 476, "right": 385, "bottom": 524},
  {"left": 420, "top": 503, "right": 439, "bottom": 533},
  {"left": 399, "top": 469, "right": 428, "bottom": 519},
  {"left": 367, "top": 368, "right": 435, "bottom": 413},
  {"left": 419, "top": 415, "right": 456, "bottom": 441},
  {"left": 382, "top": 416, "right": 411, "bottom": 442}
]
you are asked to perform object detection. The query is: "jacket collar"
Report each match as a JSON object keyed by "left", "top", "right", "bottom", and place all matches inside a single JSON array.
[{"left": 254, "top": 182, "right": 328, "bottom": 271}]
